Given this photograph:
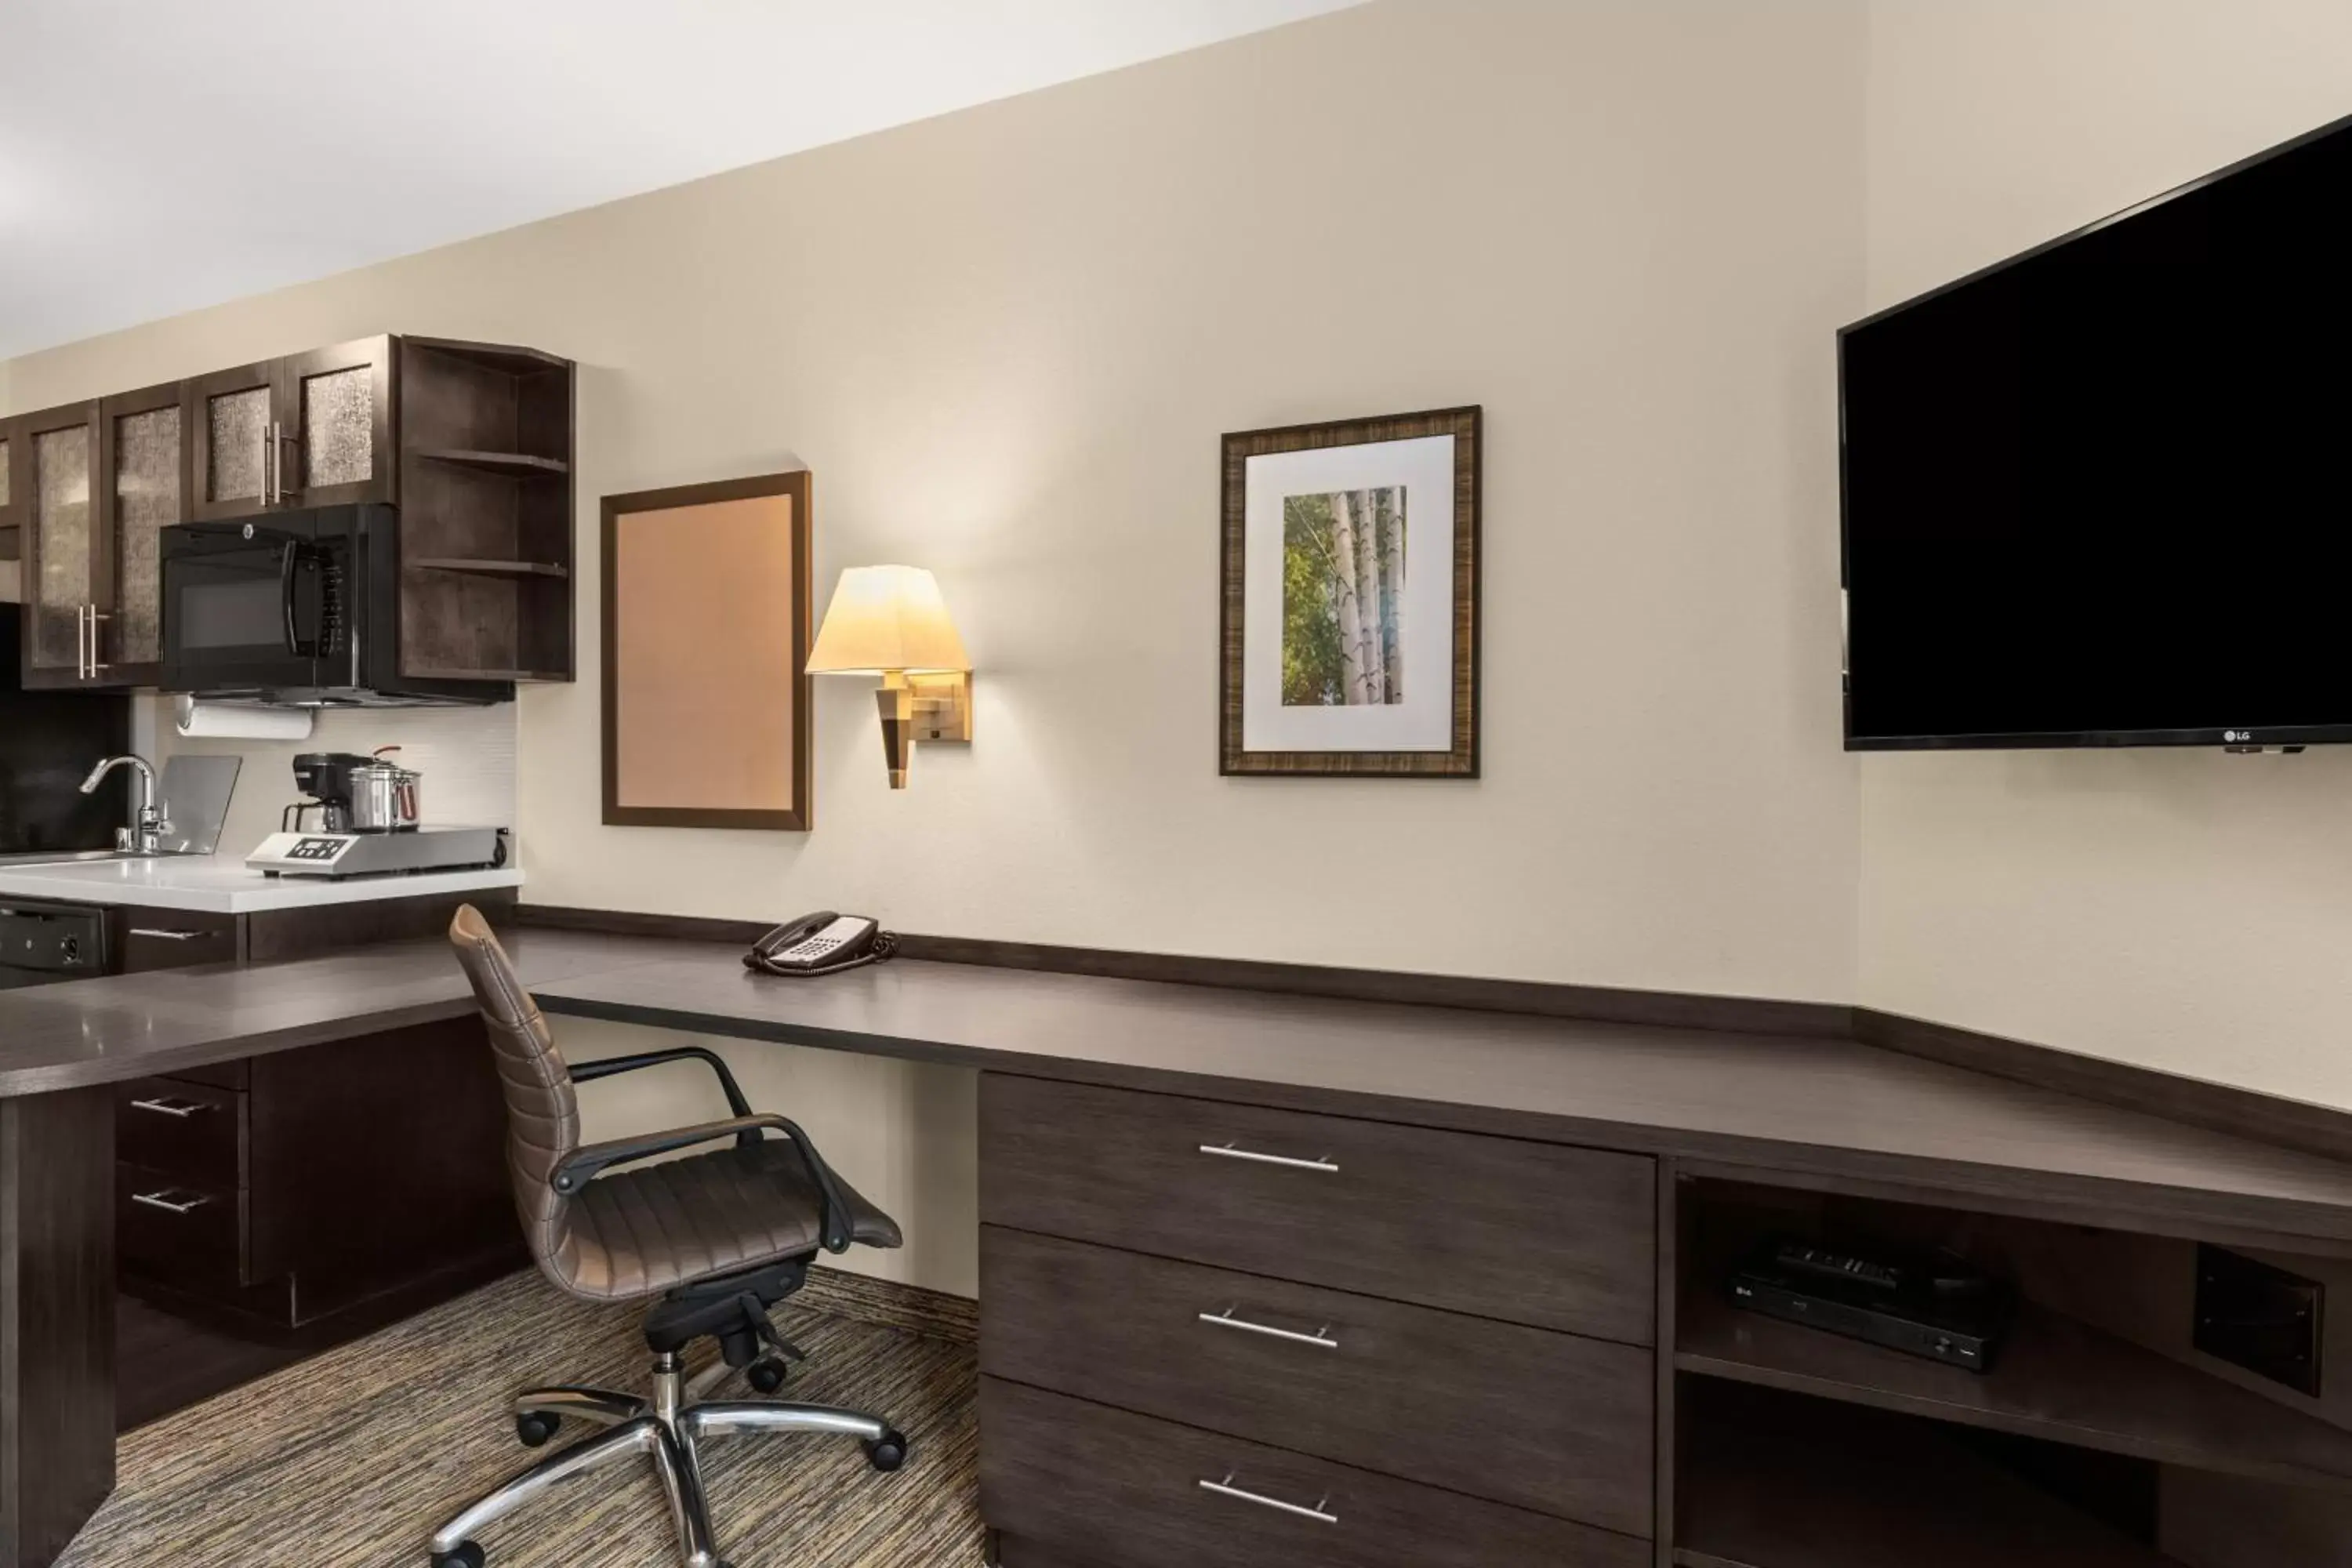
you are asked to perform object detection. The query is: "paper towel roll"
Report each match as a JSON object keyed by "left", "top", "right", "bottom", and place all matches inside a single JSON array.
[{"left": 174, "top": 695, "right": 316, "bottom": 742}]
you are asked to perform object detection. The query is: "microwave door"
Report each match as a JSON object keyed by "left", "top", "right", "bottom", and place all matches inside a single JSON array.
[{"left": 162, "top": 525, "right": 321, "bottom": 692}]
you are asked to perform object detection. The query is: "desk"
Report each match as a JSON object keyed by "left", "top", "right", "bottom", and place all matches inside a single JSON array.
[{"left": 6, "top": 930, "right": 2352, "bottom": 1565}]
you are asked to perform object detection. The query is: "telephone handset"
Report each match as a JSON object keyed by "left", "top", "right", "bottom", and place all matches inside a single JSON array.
[{"left": 744, "top": 911, "right": 898, "bottom": 978}]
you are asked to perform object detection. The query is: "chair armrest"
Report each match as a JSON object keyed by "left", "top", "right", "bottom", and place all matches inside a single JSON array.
[
  {"left": 570, "top": 1047, "right": 755, "bottom": 1117},
  {"left": 569, "top": 1047, "right": 757, "bottom": 1151},
  {"left": 550, "top": 1112, "right": 858, "bottom": 1254}
]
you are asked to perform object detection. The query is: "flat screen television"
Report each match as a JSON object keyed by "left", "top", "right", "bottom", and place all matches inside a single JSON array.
[{"left": 1840, "top": 114, "right": 2352, "bottom": 750}]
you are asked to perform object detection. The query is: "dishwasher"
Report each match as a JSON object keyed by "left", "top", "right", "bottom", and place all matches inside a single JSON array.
[{"left": 0, "top": 898, "right": 110, "bottom": 990}]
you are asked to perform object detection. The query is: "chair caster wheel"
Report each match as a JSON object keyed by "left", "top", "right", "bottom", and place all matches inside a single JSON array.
[
  {"left": 515, "top": 1411, "right": 560, "bottom": 1448},
  {"left": 430, "top": 1542, "right": 485, "bottom": 1568},
  {"left": 866, "top": 1429, "right": 909, "bottom": 1472},
  {"left": 746, "top": 1356, "right": 789, "bottom": 1395}
]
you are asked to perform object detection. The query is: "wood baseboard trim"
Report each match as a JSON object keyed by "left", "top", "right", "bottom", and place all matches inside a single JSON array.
[
  {"left": 513, "top": 903, "right": 771, "bottom": 946},
  {"left": 512, "top": 905, "right": 1850, "bottom": 1036},
  {"left": 899, "top": 934, "right": 1856, "bottom": 1039},
  {"left": 510, "top": 904, "right": 2352, "bottom": 1169},
  {"left": 1851, "top": 1008, "right": 2352, "bottom": 1168}
]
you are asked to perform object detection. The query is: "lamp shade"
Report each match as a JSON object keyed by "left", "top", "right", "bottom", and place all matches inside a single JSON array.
[{"left": 805, "top": 565, "right": 971, "bottom": 674}]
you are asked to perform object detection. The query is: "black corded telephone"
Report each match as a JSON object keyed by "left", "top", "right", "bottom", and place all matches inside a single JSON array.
[{"left": 743, "top": 911, "right": 898, "bottom": 978}]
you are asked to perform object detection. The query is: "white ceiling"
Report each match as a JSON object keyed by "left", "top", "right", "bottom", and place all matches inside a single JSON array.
[{"left": 0, "top": 0, "right": 1361, "bottom": 360}]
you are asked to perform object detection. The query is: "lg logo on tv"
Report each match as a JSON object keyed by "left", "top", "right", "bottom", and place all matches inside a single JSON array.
[{"left": 2224, "top": 730, "right": 2252, "bottom": 742}]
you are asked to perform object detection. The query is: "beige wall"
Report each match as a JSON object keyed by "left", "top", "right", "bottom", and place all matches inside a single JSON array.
[
  {"left": 1858, "top": 0, "right": 2352, "bottom": 1109},
  {"left": 155, "top": 704, "right": 517, "bottom": 860},
  {"left": 5, "top": 0, "right": 1871, "bottom": 1291}
]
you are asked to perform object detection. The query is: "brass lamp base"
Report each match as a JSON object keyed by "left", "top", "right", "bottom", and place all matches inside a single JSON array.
[
  {"left": 877, "top": 677, "right": 915, "bottom": 789},
  {"left": 906, "top": 671, "right": 973, "bottom": 743},
  {"left": 871, "top": 670, "right": 971, "bottom": 789}
]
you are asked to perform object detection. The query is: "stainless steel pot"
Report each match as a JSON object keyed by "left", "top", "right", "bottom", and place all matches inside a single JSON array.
[{"left": 348, "top": 754, "right": 422, "bottom": 832}]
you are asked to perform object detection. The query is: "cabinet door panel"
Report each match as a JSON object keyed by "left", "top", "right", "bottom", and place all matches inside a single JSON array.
[
  {"left": 102, "top": 387, "right": 187, "bottom": 678},
  {"left": 191, "top": 368, "right": 274, "bottom": 521},
  {"left": 20, "top": 404, "right": 103, "bottom": 680},
  {"left": 0, "top": 434, "right": 14, "bottom": 573},
  {"left": 285, "top": 336, "right": 394, "bottom": 506}
]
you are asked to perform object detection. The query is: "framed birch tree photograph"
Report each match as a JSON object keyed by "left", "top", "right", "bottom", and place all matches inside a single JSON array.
[{"left": 1221, "top": 406, "right": 1480, "bottom": 775}]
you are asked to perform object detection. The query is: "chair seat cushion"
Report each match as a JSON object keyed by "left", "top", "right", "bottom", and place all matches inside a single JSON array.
[{"left": 553, "top": 1134, "right": 902, "bottom": 1301}]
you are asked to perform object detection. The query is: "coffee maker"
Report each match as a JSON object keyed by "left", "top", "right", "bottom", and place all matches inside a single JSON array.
[
  {"left": 288, "top": 752, "right": 375, "bottom": 833},
  {"left": 249, "top": 749, "right": 504, "bottom": 880}
]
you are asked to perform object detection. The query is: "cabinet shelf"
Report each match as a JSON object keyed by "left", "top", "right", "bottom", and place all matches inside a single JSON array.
[
  {"left": 1677, "top": 1384, "right": 2180, "bottom": 1568},
  {"left": 1677, "top": 1285, "right": 2352, "bottom": 1493},
  {"left": 412, "top": 448, "right": 569, "bottom": 478},
  {"left": 408, "top": 557, "right": 570, "bottom": 579}
]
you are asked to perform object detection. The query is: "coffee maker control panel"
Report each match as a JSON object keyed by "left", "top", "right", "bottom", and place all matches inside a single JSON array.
[{"left": 249, "top": 833, "right": 362, "bottom": 873}]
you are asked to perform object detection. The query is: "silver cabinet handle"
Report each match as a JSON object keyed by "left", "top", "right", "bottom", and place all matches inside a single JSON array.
[
  {"left": 1199, "top": 1142, "right": 1338, "bottom": 1173},
  {"left": 131, "top": 1189, "right": 211, "bottom": 1214},
  {"left": 86, "top": 608, "right": 109, "bottom": 674},
  {"left": 78, "top": 604, "right": 93, "bottom": 679},
  {"left": 129, "top": 1096, "right": 211, "bottom": 1117},
  {"left": 1198, "top": 1306, "right": 1338, "bottom": 1349},
  {"left": 1198, "top": 1475, "right": 1337, "bottom": 1525},
  {"left": 129, "top": 928, "right": 205, "bottom": 941},
  {"left": 258, "top": 418, "right": 271, "bottom": 506},
  {"left": 271, "top": 419, "right": 301, "bottom": 503}
]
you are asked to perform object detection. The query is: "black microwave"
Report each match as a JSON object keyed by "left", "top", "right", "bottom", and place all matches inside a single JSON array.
[{"left": 161, "top": 505, "right": 507, "bottom": 706}]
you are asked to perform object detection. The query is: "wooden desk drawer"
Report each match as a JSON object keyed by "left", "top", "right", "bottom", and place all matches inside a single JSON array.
[
  {"left": 982, "top": 1377, "right": 1648, "bottom": 1568},
  {"left": 118, "top": 1163, "right": 248, "bottom": 1289},
  {"left": 115, "top": 1076, "right": 245, "bottom": 1188},
  {"left": 114, "top": 908, "right": 240, "bottom": 974},
  {"left": 980, "top": 1226, "right": 1652, "bottom": 1534},
  {"left": 981, "top": 1075, "right": 1657, "bottom": 1343}
]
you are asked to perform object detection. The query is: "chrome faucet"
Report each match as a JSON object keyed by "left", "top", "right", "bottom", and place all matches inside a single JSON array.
[{"left": 80, "top": 755, "right": 173, "bottom": 856}]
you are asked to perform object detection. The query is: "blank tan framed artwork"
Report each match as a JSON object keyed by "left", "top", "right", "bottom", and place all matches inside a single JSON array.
[{"left": 601, "top": 470, "right": 812, "bottom": 830}]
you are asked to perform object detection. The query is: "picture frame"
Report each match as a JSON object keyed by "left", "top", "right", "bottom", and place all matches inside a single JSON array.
[
  {"left": 601, "top": 470, "right": 813, "bottom": 829},
  {"left": 1220, "top": 405, "right": 1481, "bottom": 776}
]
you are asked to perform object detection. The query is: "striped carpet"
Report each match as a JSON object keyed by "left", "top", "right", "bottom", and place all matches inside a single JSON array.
[{"left": 59, "top": 1269, "right": 983, "bottom": 1568}]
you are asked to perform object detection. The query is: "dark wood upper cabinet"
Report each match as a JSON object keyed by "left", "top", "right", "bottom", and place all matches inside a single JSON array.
[
  {"left": 190, "top": 336, "right": 396, "bottom": 520},
  {"left": 285, "top": 336, "right": 397, "bottom": 509},
  {"left": 96, "top": 382, "right": 192, "bottom": 686},
  {"left": 0, "top": 424, "right": 17, "bottom": 566},
  {"left": 395, "top": 336, "right": 575, "bottom": 682},
  {"left": 9, "top": 399, "right": 107, "bottom": 685},
  {"left": 30, "top": 332, "right": 575, "bottom": 689},
  {"left": 187, "top": 359, "right": 280, "bottom": 521},
  {"left": 10, "top": 387, "right": 191, "bottom": 689}
]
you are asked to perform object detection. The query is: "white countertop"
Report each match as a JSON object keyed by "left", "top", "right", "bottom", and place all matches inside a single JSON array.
[{"left": 0, "top": 855, "right": 524, "bottom": 915}]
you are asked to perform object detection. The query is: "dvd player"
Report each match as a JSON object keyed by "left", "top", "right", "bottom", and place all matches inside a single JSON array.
[{"left": 1727, "top": 1236, "right": 2014, "bottom": 1373}]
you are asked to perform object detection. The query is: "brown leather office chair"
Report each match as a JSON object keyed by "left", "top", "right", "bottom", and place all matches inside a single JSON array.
[{"left": 428, "top": 906, "right": 907, "bottom": 1568}]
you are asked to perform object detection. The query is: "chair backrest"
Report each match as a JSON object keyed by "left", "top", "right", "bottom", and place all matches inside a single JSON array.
[{"left": 448, "top": 904, "right": 580, "bottom": 1276}]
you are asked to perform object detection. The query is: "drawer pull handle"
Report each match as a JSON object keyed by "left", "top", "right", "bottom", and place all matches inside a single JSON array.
[
  {"left": 1199, "top": 1142, "right": 1338, "bottom": 1174},
  {"left": 131, "top": 1189, "right": 212, "bottom": 1215},
  {"left": 1199, "top": 1306, "right": 1338, "bottom": 1349},
  {"left": 129, "top": 928, "right": 206, "bottom": 942},
  {"left": 1199, "top": 1474, "right": 1338, "bottom": 1525},
  {"left": 129, "top": 1097, "right": 212, "bottom": 1118}
]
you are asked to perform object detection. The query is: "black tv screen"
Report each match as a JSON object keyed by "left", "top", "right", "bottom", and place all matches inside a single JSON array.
[{"left": 1840, "top": 114, "right": 2352, "bottom": 750}]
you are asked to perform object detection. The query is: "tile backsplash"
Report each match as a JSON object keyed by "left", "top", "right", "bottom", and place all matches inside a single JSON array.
[{"left": 144, "top": 698, "right": 518, "bottom": 862}]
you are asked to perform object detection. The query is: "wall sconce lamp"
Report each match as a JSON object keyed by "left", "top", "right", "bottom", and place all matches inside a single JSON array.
[{"left": 806, "top": 565, "right": 973, "bottom": 789}]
